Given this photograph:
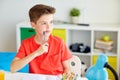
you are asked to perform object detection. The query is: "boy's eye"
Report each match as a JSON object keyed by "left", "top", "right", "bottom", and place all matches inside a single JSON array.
[
  {"left": 41, "top": 22, "right": 47, "bottom": 25},
  {"left": 39, "top": 21, "right": 53, "bottom": 25},
  {"left": 50, "top": 21, "right": 53, "bottom": 24}
]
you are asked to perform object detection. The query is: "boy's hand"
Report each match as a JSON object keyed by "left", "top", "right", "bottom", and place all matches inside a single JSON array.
[{"left": 35, "top": 42, "right": 49, "bottom": 56}]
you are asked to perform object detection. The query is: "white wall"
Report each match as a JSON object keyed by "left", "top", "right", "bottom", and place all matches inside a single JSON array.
[{"left": 0, "top": 0, "right": 120, "bottom": 51}]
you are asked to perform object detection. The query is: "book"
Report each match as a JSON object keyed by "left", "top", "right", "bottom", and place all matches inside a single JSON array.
[
  {"left": 94, "top": 48, "right": 113, "bottom": 53},
  {"left": 95, "top": 39, "right": 113, "bottom": 46},
  {"left": 95, "top": 43, "right": 113, "bottom": 50}
]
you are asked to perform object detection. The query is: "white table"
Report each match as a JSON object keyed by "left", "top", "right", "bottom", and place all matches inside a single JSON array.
[
  {"left": 5, "top": 72, "right": 61, "bottom": 80},
  {"left": 4, "top": 71, "right": 88, "bottom": 80}
]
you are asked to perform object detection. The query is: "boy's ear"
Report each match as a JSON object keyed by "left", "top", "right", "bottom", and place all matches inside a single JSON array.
[{"left": 30, "top": 22, "right": 35, "bottom": 29}]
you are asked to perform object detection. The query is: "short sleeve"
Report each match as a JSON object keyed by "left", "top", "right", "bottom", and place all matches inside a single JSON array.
[
  {"left": 61, "top": 40, "right": 72, "bottom": 61},
  {"left": 16, "top": 41, "right": 26, "bottom": 59}
]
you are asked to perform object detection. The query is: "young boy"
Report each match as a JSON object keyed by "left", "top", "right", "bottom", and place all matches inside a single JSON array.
[{"left": 10, "top": 4, "right": 72, "bottom": 76}]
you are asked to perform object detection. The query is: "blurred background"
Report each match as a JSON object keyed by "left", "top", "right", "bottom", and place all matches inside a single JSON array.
[{"left": 0, "top": 0, "right": 120, "bottom": 51}]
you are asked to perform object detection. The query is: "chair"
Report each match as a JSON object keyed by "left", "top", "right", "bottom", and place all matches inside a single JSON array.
[
  {"left": 0, "top": 52, "right": 29, "bottom": 73},
  {"left": 68, "top": 55, "right": 81, "bottom": 77}
]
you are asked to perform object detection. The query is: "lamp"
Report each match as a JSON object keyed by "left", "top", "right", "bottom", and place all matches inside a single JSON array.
[{"left": 85, "top": 54, "right": 118, "bottom": 80}]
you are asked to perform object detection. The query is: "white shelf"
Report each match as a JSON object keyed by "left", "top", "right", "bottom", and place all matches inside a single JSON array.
[
  {"left": 72, "top": 52, "right": 91, "bottom": 56},
  {"left": 92, "top": 53, "right": 117, "bottom": 57}
]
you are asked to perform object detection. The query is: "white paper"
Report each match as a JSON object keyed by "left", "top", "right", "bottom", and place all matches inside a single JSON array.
[
  {"left": 21, "top": 73, "right": 61, "bottom": 80},
  {"left": 22, "top": 76, "right": 46, "bottom": 80}
]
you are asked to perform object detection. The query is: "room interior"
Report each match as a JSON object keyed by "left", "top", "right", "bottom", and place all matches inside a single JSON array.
[{"left": 0, "top": 0, "right": 120, "bottom": 80}]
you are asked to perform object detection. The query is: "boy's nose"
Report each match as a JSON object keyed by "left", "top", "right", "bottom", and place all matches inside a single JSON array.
[{"left": 46, "top": 24, "right": 50, "bottom": 29}]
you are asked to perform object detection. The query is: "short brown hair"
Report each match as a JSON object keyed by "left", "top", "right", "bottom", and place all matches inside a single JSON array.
[{"left": 29, "top": 4, "right": 55, "bottom": 23}]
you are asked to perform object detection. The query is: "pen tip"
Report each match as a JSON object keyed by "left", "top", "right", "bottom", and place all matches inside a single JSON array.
[{"left": 43, "top": 31, "right": 45, "bottom": 35}]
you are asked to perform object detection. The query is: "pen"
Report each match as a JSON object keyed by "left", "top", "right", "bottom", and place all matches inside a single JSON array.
[{"left": 43, "top": 31, "right": 46, "bottom": 42}]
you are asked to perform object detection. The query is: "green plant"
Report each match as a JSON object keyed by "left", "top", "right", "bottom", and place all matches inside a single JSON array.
[{"left": 70, "top": 8, "right": 80, "bottom": 17}]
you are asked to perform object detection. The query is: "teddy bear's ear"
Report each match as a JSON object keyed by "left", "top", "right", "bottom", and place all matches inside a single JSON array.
[{"left": 81, "top": 61, "right": 88, "bottom": 77}]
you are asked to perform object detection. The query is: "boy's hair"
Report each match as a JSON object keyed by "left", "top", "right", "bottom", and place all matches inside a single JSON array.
[{"left": 29, "top": 4, "right": 56, "bottom": 23}]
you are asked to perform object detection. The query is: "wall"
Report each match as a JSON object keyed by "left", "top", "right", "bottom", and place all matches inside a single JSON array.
[{"left": 0, "top": 0, "right": 120, "bottom": 51}]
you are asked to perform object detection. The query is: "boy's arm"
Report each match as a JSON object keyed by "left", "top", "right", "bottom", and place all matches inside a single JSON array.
[
  {"left": 10, "top": 42, "right": 49, "bottom": 72},
  {"left": 62, "top": 59, "right": 72, "bottom": 78},
  {"left": 10, "top": 51, "right": 38, "bottom": 73}
]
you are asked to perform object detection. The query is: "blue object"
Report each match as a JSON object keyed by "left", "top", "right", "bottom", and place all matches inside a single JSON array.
[
  {"left": 85, "top": 54, "right": 108, "bottom": 80},
  {"left": 0, "top": 52, "right": 29, "bottom": 73}
]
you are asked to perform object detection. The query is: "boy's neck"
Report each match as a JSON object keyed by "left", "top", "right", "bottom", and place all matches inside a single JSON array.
[{"left": 34, "top": 35, "right": 48, "bottom": 44}]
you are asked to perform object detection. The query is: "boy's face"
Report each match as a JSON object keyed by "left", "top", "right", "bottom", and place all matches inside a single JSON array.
[{"left": 31, "top": 14, "right": 54, "bottom": 38}]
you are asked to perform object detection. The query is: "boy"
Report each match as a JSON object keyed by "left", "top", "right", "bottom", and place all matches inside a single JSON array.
[{"left": 10, "top": 4, "right": 72, "bottom": 76}]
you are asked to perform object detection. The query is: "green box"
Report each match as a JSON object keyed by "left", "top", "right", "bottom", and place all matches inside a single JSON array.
[{"left": 20, "top": 27, "right": 36, "bottom": 42}]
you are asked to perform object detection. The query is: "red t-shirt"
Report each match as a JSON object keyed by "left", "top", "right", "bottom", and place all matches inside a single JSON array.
[{"left": 16, "top": 35, "right": 72, "bottom": 75}]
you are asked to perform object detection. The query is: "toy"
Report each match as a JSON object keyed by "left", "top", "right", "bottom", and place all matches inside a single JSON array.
[
  {"left": 69, "top": 43, "right": 90, "bottom": 53},
  {"left": 81, "top": 61, "right": 88, "bottom": 77},
  {"left": 85, "top": 54, "right": 118, "bottom": 80}
]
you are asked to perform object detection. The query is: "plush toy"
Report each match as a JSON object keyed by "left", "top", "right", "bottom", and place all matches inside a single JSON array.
[
  {"left": 69, "top": 43, "right": 90, "bottom": 53},
  {"left": 78, "top": 44, "right": 90, "bottom": 53},
  {"left": 81, "top": 61, "right": 88, "bottom": 77}
]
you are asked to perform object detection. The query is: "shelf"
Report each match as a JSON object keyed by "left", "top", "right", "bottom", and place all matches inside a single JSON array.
[
  {"left": 72, "top": 52, "right": 91, "bottom": 56},
  {"left": 16, "top": 22, "right": 120, "bottom": 79},
  {"left": 92, "top": 53, "right": 117, "bottom": 57}
]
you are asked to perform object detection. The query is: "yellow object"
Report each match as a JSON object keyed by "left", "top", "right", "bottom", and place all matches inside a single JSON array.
[
  {"left": 0, "top": 71, "right": 4, "bottom": 80},
  {"left": 51, "top": 29, "right": 66, "bottom": 42},
  {"left": 92, "top": 55, "right": 117, "bottom": 80},
  {"left": 103, "top": 35, "right": 110, "bottom": 42}
]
